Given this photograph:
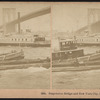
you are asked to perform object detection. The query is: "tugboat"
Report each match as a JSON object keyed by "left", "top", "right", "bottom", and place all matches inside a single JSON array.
[
  {"left": 52, "top": 39, "right": 84, "bottom": 61},
  {"left": 52, "top": 38, "right": 100, "bottom": 72}
]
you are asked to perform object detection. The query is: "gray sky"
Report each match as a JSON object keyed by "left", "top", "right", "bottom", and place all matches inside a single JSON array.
[{"left": 52, "top": 2, "right": 100, "bottom": 32}]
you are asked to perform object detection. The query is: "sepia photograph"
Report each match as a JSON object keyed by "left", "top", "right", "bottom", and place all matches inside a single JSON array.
[
  {"left": 1, "top": 2, "right": 100, "bottom": 98},
  {"left": 52, "top": 3, "right": 100, "bottom": 89},
  {"left": 0, "top": 2, "right": 51, "bottom": 89}
]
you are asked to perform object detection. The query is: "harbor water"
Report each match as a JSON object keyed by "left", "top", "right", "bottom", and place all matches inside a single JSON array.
[
  {"left": 0, "top": 45, "right": 100, "bottom": 89},
  {"left": 52, "top": 45, "right": 100, "bottom": 89},
  {"left": 0, "top": 46, "right": 50, "bottom": 89}
]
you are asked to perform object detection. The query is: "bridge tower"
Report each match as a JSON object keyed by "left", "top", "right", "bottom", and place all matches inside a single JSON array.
[
  {"left": 2, "top": 8, "right": 16, "bottom": 34},
  {"left": 88, "top": 8, "right": 100, "bottom": 35}
]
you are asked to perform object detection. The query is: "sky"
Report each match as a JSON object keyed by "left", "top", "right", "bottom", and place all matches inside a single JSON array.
[
  {"left": 52, "top": 2, "right": 100, "bottom": 32},
  {"left": 0, "top": 2, "right": 100, "bottom": 32}
]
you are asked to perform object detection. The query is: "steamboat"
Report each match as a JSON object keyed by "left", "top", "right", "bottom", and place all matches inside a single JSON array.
[
  {"left": 75, "top": 30, "right": 100, "bottom": 46},
  {"left": 0, "top": 31, "right": 50, "bottom": 47}
]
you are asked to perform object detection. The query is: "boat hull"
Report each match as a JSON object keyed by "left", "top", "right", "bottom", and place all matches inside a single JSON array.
[
  {"left": 0, "top": 42, "right": 50, "bottom": 47},
  {"left": 52, "top": 65, "right": 100, "bottom": 72},
  {"left": 77, "top": 43, "right": 100, "bottom": 46}
]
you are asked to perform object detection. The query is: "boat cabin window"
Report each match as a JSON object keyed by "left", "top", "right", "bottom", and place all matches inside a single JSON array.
[
  {"left": 60, "top": 40, "right": 76, "bottom": 51},
  {"left": 52, "top": 51, "right": 68, "bottom": 60},
  {"left": 61, "top": 41, "right": 74, "bottom": 46},
  {"left": 34, "top": 35, "right": 38, "bottom": 37},
  {"left": 34, "top": 37, "right": 45, "bottom": 42},
  {"left": 68, "top": 41, "right": 70, "bottom": 45},
  {"left": 25, "top": 39, "right": 27, "bottom": 41},
  {"left": 62, "top": 41, "right": 74, "bottom": 46}
]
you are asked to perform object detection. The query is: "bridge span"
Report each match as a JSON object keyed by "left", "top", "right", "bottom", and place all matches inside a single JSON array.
[{"left": 0, "top": 7, "right": 51, "bottom": 33}]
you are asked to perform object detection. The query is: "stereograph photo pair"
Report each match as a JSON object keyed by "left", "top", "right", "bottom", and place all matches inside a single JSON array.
[{"left": 0, "top": 2, "right": 99, "bottom": 98}]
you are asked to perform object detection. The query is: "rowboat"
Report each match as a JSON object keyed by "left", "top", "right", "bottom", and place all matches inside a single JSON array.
[{"left": 0, "top": 49, "right": 24, "bottom": 61}]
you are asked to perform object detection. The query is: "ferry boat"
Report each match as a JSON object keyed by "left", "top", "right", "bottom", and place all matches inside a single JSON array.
[
  {"left": 75, "top": 30, "right": 100, "bottom": 46},
  {"left": 0, "top": 32, "right": 50, "bottom": 47},
  {"left": 76, "top": 36, "right": 100, "bottom": 46}
]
